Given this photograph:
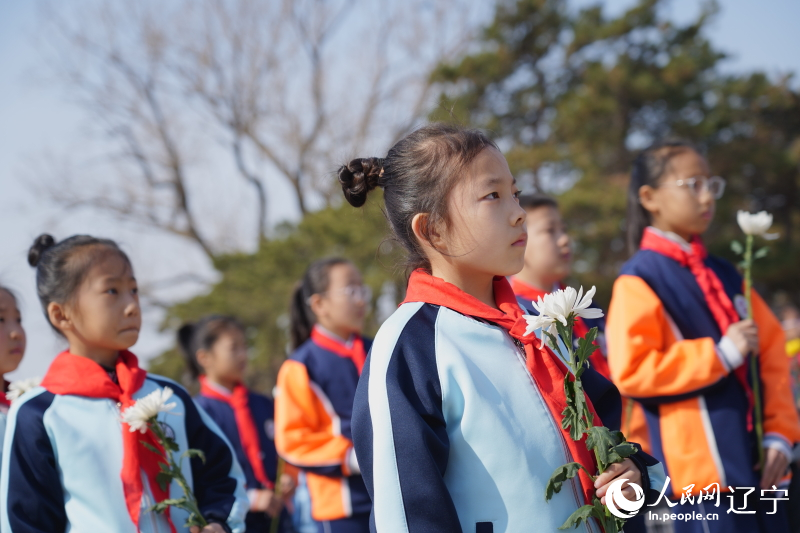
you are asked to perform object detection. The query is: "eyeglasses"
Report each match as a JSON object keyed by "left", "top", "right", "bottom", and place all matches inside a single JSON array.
[
  {"left": 330, "top": 284, "right": 372, "bottom": 303},
  {"left": 665, "top": 175, "right": 726, "bottom": 200}
]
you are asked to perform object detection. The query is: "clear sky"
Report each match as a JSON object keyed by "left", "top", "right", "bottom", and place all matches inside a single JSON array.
[{"left": 2, "top": 0, "right": 799, "bottom": 381}]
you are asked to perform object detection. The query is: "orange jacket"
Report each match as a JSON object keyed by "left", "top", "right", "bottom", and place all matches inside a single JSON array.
[
  {"left": 274, "top": 336, "right": 372, "bottom": 521},
  {"left": 608, "top": 251, "right": 800, "bottom": 497}
]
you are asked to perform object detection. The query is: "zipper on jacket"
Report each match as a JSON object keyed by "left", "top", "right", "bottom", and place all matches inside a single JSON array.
[{"left": 510, "top": 336, "right": 594, "bottom": 533}]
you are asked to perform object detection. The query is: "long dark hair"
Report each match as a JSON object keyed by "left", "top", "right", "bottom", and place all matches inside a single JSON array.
[
  {"left": 627, "top": 141, "right": 697, "bottom": 255},
  {"left": 289, "top": 257, "right": 351, "bottom": 350},
  {"left": 338, "top": 123, "right": 497, "bottom": 272},
  {"left": 27, "top": 234, "right": 131, "bottom": 333},
  {"left": 177, "top": 315, "right": 245, "bottom": 380}
]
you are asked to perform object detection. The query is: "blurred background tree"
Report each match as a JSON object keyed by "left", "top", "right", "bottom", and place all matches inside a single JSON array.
[
  {"left": 431, "top": 0, "right": 800, "bottom": 308},
  {"left": 30, "top": 0, "right": 800, "bottom": 390},
  {"left": 148, "top": 196, "right": 403, "bottom": 391}
]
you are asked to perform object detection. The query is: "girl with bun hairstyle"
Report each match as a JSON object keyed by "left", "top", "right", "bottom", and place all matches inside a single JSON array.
[
  {"left": 341, "top": 123, "right": 664, "bottom": 532},
  {"left": 0, "top": 285, "right": 26, "bottom": 462},
  {"left": 1, "top": 234, "right": 248, "bottom": 533},
  {"left": 178, "top": 315, "right": 294, "bottom": 533},
  {"left": 274, "top": 258, "right": 372, "bottom": 533}
]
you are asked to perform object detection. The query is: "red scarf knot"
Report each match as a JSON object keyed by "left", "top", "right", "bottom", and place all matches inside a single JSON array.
[
  {"left": 40, "top": 351, "right": 177, "bottom": 532},
  {"left": 403, "top": 270, "right": 602, "bottom": 505},
  {"left": 310, "top": 326, "right": 367, "bottom": 375},
  {"left": 199, "top": 376, "right": 274, "bottom": 490}
]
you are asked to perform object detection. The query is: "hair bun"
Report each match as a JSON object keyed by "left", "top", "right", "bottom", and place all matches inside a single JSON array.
[
  {"left": 338, "top": 157, "right": 384, "bottom": 207},
  {"left": 28, "top": 234, "right": 56, "bottom": 267}
]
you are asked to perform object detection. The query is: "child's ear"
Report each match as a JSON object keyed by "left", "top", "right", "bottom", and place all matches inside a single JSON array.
[
  {"left": 308, "top": 293, "right": 325, "bottom": 319},
  {"left": 411, "top": 213, "right": 445, "bottom": 252},
  {"left": 47, "top": 302, "right": 71, "bottom": 333},
  {"left": 196, "top": 349, "right": 213, "bottom": 370},
  {"left": 638, "top": 184, "right": 660, "bottom": 215}
]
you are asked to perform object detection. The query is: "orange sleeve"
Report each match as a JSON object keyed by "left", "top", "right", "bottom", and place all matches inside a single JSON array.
[
  {"left": 607, "top": 275, "right": 729, "bottom": 400},
  {"left": 752, "top": 290, "right": 800, "bottom": 443},
  {"left": 274, "top": 360, "right": 353, "bottom": 470}
]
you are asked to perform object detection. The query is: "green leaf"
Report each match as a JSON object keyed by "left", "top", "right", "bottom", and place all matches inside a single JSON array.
[
  {"left": 731, "top": 240, "right": 743, "bottom": 255},
  {"left": 558, "top": 503, "right": 596, "bottom": 530},
  {"left": 183, "top": 448, "right": 207, "bottom": 464},
  {"left": 574, "top": 327, "right": 599, "bottom": 368},
  {"left": 585, "top": 426, "right": 619, "bottom": 471},
  {"left": 561, "top": 377, "right": 589, "bottom": 440},
  {"left": 142, "top": 442, "right": 163, "bottom": 456},
  {"left": 586, "top": 427, "right": 636, "bottom": 471},
  {"left": 546, "top": 462, "right": 584, "bottom": 501},
  {"left": 156, "top": 471, "right": 172, "bottom": 492},
  {"left": 754, "top": 246, "right": 769, "bottom": 259},
  {"left": 165, "top": 437, "right": 180, "bottom": 452},
  {"left": 148, "top": 498, "right": 187, "bottom": 514}
]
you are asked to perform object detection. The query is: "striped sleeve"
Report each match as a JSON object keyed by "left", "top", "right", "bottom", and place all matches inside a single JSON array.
[
  {"left": 352, "top": 302, "right": 460, "bottom": 533},
  {"left": 274, "top": 360, "right": 354, "bottom": 476},
  {"left": 149, "top": 378, "right": 248, "bottom": 533},
  {"left": 607, "top": 275, "right": 730, "bottom": 403},
  {"left": 1, "top": 390, "right": 68, "bottom": 533},
  {"left": 751, "top": 290, "right": 800, "bottom": 448}
]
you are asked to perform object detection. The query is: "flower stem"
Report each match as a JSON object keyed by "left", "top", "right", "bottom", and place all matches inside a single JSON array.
[
  {"left": 268, "top": 458, "right": 286, "bottom": 533},
  {"left": 744, "top": 235, "right": 765, "bottom": 471},
  {"left": 149, "top": 420, "right": 208, "bottom": 527}
]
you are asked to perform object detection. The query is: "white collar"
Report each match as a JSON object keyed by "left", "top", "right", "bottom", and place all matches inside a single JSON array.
[
  {"left": 316, "top": 325, "right": 355, "bottom": 348},
  {"left": 204, "top": 379, "right": 233, "bottom": 397},
  {"left": 646, "top": 226, "right": 692, "bottom": 252}
]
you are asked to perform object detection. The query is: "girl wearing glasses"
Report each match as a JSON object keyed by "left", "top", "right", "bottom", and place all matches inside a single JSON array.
[
  {"left": 607, "top": 141, "right": 800, "bottom": 533},
  {"left": 275, "top": 258, "right": 372, "bottom": 533}
]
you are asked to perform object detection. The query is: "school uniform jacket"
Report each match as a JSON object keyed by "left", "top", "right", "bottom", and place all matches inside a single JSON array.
[
  {"left": 197, "top": 386, "right": 284, "bottom": 532},
  {"left": 275, "top": 336, "right": 372, "bottom": 522},
  {"left": 352, "top": 301, "right": 663, "bottom": 533},
  {"left": 0, "top": 375, "right": 249, "bottom": 533},
  {"left": 607, "top": 243, "right": 800, "bottom": 497}
]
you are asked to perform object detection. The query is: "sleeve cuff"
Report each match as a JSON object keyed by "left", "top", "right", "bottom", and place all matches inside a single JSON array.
[
  {"left": 716, "top": 336, "right": 745, "bottom": 372},
  {"left": 763, "top": 433, "right": 794, "bottom": 464}
]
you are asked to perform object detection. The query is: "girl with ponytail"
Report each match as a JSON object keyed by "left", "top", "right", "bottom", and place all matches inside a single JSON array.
[
  {"left": 178, "top": 316, "right": 294, "bottom": 533},
  {"left": 274, "top": 258, "right": 372, "bottom": 533},
  {"left": 607, "top": 142, "right": 800, "bottom": 532}
]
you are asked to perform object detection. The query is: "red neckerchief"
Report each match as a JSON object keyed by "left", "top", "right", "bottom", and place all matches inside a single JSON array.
[
  {"left": 640, "top": 227, "right": 754, "bottom": 430},
  {"left": 404, "top": 269, "right": 601, "bottom": 505},
  {"left": 511, "top": 278, "right": 612, "bottom": 379},
  {"left": 311, "top": 326, "right": 366, "bottom": 375},
  {"left": 40, "top": 351, "right": 176, "bottom": 532},
  {"left": 0, "top": 381, "right": 10, "bottom": 408},
  {"left": 198, "top": 376, "right": 273, "bottom": 490}
]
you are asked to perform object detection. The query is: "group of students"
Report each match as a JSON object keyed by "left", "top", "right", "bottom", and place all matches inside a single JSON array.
[{"left": 0, "top": 123, "right": 798, "bottom": 533}]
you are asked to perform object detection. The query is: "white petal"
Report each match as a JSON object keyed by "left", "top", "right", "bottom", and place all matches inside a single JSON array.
[
  {"left": 523, "top": 314, "right": 552, "bottom": 337},
  {"left": 576, "top": 307, "right": 604, "bottom": 320},
  {"left": 575, "top": 285, "right": 596, "bottom": 311}
]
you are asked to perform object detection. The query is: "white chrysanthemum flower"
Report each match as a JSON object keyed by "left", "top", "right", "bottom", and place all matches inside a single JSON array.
[
  {"left": 121, "top": 387, "right": 177, "bottom": 434},
  {"left": 6, "top": 377, "right": 42, "bottom": 402},
  {"left": 737, "top": 210, "right": 779, "bottom": 239},
  {"left": 523, "top": 285, "right": 603, "bottom": 339}
]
